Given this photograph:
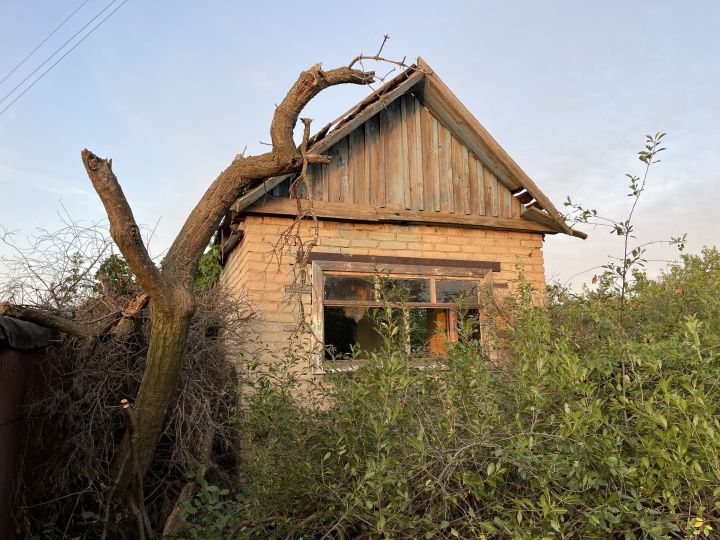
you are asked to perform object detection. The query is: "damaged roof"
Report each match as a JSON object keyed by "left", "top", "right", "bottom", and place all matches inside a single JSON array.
[{"left": 231, "top": 57, "right": 585, "bottom": 239}]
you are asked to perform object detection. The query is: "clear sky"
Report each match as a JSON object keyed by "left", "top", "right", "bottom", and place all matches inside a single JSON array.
[{"left": 1, "top": 1, "right": 718, "bottom": 288}]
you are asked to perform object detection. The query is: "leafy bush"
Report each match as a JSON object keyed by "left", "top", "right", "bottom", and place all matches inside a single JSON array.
[{"left": 178, "top": 249, "right": 720, "bottom": 539}]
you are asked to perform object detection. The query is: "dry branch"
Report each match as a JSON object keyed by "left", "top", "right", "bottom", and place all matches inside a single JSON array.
[
  {"left": 0, "top": 301, "right": 98, "bottom": 337},
  {"left": 80, "top": 151, "right": 169, "bottom": 303}
]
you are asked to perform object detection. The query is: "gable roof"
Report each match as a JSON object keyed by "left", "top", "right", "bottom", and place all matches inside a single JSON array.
[{"left": 233, "top": 58, "right": 585, "bottom": 239}]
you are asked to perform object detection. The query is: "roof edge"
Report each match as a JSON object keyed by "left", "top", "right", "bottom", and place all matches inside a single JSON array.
[{"left": 416, "top": 57, "right": 581, "bottom": 238}]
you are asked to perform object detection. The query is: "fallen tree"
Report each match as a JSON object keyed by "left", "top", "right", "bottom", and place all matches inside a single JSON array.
[{"left": 1, "top": 45, "right": 408, "bottom": 515}]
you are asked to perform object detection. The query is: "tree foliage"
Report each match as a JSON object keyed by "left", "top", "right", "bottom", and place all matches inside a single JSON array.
[{"left": 178, "top": 249, "right": 720, "bottom": 539}]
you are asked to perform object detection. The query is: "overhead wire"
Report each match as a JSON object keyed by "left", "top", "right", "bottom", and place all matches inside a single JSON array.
[
  {"left": 0, "top": 0, "right": 92, "bottom": 87},
  {"left": 0, "top": 0, "right": 128, "bottom": 118},
  {"left": 0, "top": 0, "right": 122, "bottom": 110}
]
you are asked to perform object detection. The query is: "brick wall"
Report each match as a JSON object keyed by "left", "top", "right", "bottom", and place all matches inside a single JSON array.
[{"left": 220, "top": 216, "right": 546, "bottom": 379}]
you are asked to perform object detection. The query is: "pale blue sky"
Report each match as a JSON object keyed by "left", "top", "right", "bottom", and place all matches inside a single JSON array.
[{"left": 1, "top": 1, "right": 718, "bottom": 287}]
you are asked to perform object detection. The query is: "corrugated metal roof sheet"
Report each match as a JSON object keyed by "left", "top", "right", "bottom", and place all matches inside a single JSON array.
[{"left": 0, "top": 316, "right": 50, "bottom": 350}]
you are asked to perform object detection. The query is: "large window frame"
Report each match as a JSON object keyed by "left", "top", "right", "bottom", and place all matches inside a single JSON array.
[{"left": 310, "top": 256, "right": 498, "bottom": 373}]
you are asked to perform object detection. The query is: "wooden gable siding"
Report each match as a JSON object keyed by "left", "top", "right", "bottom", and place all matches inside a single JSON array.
[{"left": 280, "top": 93, "right": 522, "bottom": 220}]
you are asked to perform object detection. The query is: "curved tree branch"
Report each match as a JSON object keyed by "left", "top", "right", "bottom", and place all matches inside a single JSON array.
[
  {"left": 161, "top": 63, "right": 375, "bottom": 283},
  {"left": 80, "top": 150, "right": 169, "bottom": 303},
  {"left": 270, "top": 64, "right": 374, "bottom": 163}
]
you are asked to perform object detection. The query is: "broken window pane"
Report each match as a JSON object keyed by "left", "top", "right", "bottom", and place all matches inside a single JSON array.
[
  {"left": 324, "top": 275, "right": 375, "bottom": 302},
  {"left": 323, "top": 305, "right": 465, "bottom": 360},
  {"left": 321, "top": 271, "right": 485, "bottom": 363},
  {"left": 323, "top": 307, "right": 382, "bottom": 360},
  {"left": 436, "top": 280, "right": 479, "bottom": 303}
]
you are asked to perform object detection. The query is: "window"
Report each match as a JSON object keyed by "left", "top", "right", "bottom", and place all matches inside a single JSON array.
[{"left": 311, "top": 256, "right": 496, "bottom": 371}]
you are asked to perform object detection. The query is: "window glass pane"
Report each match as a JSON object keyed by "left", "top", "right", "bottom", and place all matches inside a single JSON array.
[
  {"left": 379, "top": 278, "right": 431, "bottom": 302},
  {"left": 324, "top": 275, "right": 375, "bottom": 302},
  {"left": 324, "top": 306, "right": 382, "bottom": 360},
  {"left": 436, "top": 280, "right": 479, "bottom": 303}
]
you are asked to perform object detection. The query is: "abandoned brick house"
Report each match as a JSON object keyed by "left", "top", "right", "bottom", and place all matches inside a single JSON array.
[{"left": 218, "top": 58, "right": 584, "bottom": 374}]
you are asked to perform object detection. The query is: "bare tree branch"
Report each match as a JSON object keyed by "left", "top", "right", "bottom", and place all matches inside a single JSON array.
[
  {"left": 269, "top": 64, "right": 374, "bottom": 163},
  {"left": 80, "top": 150, "right": 169, "bottom": 302},
  {"left": 0, "top": 301, "right": 98, "bottom": 337},
  {"left": 161, "top": 64, "right": 375, "bottom": 282}
]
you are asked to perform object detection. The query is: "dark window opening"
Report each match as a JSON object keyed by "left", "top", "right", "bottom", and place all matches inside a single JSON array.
[
  {"left": 323, "top": 307, "right": 382, "bottom": 360},
  {"left": 321, "top": 272, "right": 485, "bottom": 362}
]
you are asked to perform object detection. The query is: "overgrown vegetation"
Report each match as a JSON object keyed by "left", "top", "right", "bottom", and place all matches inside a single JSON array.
[
  {"left": 176, "top": 247, "right": 720, "bottom": 539},
  {"left": 7, "top": 133, "right": 719, "bottom": 538},
  {"left": 0, "top": 222, "right": 249, "bottom": 537},
  {"left": 174, "top": 135, "right": 719, "bottom": 539}
]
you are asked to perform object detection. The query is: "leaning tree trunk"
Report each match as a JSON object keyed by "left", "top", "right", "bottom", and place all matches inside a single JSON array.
[
  {"left": 117, "top": 297, "right": 194, "bottom": 479},
  {"left": 77, "top": 62, "right": 378, "bottom": 494}
]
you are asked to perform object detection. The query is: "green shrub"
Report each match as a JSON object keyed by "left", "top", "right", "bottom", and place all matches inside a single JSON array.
[{"left": 180, "top": 249, "right": 720, "bottom": 539}]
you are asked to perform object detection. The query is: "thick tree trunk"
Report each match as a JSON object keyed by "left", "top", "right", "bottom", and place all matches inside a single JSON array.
[{"left": 113, "top": 291, "right": 194, "bottom": 489}]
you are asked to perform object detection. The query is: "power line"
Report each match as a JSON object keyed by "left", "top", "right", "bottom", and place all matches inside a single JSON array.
[
  {"left": 0, "top": 0, "right": 92, "bottom": 87},
  {"left": 0, "top": 0, "right": 120, "bottom": 109},
  {"left": 0, "top": 0, "right": 128, "bottom": 119},
  {"left": 0, "top": 0, "right": 127, "bottom": 119}
]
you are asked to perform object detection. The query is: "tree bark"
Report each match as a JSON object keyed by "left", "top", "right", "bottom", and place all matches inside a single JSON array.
[{"left": 112, "top": 292, "right": 194, "bottom": 489}]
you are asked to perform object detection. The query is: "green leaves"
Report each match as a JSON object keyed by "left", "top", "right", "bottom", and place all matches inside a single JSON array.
[
  {"left": 562, "top": 132, "right": 684, "bottom": 310},
  {"left": 194, "top": 244, "right": 222, "bottom": 291},
  {"left": 179, "top": 249, "right": 720, "bottom": 538}
]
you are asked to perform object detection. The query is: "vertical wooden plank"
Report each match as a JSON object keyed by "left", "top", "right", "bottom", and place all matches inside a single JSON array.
[
  {"left": 403, "top": 94, "right": 421, "bottom": 211},
  {"left": 365, "top": 114, "right": 383, "bottom": 207},
  {"left": 326, "top": 138, "right": 349, "bottom": 203},
  {"left": 502, "top": 186, "right": 512, "bottom": 218},
  {"left": 483, "top": 165, "right": 498, "bottom": 217},
  {"left": 338, "top": 137, "right": 349, "bottom": 203},
  {"left": 468, "top": 156, "right": 479, "bottom": 215},
  {"left": 431, "top": 117, "right": 441, "bottom": 211},
  {"left": 438, "top": 123, "right": 454, "bottom": 213},
  {"left": 400, "top": 95, "right": 413, "bottom": 209},
  {"left": 491, "top": 171, "right": 499, "bottom": 217},
  {"left": 348, "top": 126, "right": 366, "bottom": 205},
  {"left": 420, "top": 106, "right": 439, "bottom": 212},
  {"left": 412, "top": 97, "right": 424, "bottom": 211},
  {"left": 451, "top": 135, "right": 469, "bottom": 215},
  {"left": 511, "top": 190, "right": 522, "bottom": 218},
  {"left": 310, "top": 163, "right": 326, "bottom": 202},
  {"left": 462, "top": 145, "right": 471, "bottom": 214},
  {"left": 475, "top": 159, "right": 485, "bottom": 215},
  {"left": 383, "top": 99, "right": 405, "bottom": 208},
  {"left": 326, "top": 144, "right": 339, "bottom": 202},
  {"left": 319, "top": 161, "right": 328, "bottom": 202}
]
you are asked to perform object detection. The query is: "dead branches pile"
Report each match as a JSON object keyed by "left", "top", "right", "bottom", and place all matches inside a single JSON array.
[
  {"left": 16, "top": 284, "right": 251, "bottom": 536},
  {"left": 2, "top": 223, "right": 252, "bottom": 536}
]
